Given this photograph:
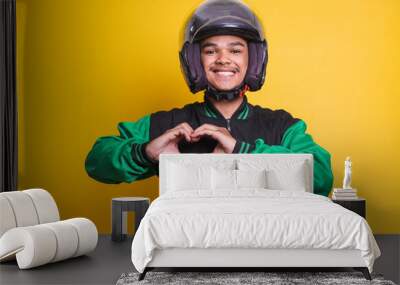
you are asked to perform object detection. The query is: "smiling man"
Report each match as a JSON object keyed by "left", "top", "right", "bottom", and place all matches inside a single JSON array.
[
  {"left": 201, "top": 36, "right": 248, "bottom": 92},
  {"left": 85, "top": 0, "right": 333, "bottom": 197}
]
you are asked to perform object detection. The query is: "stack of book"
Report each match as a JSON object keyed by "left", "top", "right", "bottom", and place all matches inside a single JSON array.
[{"left": 332, "top": 188, "right": 358, "bottom": 200}]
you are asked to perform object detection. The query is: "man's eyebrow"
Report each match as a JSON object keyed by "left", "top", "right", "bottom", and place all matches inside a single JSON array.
[
  {"left": 201, "top": 41, "right": 246, "bottom": 48},
  {"left": 228, "top": 41, "right": 246, "bottom": 47},
  {"left": 201, "top": 42, "right": 217, "bottom": 49}
]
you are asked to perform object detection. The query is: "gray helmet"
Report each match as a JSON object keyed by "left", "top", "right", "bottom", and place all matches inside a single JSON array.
[{"left": 179, "top": 0, "right": 268, "bottom": 99}]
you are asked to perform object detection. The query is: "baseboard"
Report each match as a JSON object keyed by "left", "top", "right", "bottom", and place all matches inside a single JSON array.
[{"left": 373, "top": 234, "right": 400, "bottom": 284}]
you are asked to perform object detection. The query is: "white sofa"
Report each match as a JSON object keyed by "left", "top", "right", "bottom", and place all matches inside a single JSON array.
[{"left": 0, "top": 188, "right": 98, "bottom": 269}]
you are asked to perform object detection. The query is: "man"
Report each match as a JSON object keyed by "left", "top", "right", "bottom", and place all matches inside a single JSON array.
[{"left": 85, "top": 0, "right": 333, "bottom": 196}]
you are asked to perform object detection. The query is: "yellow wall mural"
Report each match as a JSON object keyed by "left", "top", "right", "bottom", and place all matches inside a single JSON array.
[{"left": 16, "top": 0, "right": 400, "bottom": 234}]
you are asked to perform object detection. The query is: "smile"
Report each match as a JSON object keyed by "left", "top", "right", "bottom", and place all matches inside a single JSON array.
[
  {"left": 214, "top": 71, "right": 235, "bottom": 76},
  {"left": 211, "top": 68, "right": 238, "bottom": 77}
]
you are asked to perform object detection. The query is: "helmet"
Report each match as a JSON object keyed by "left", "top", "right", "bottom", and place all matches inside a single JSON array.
[{"left": 179, "top": 0, "right": 268, "bottom": 101}]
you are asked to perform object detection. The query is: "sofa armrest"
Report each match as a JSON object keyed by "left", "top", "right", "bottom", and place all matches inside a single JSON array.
[{"left": 0, "top": 218, "right": 98, "bottom": 269}]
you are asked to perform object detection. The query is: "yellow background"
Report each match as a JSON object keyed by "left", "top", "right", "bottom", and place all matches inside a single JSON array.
[{"left": 16, "top": 0, "right": 400, "bottom": 234}]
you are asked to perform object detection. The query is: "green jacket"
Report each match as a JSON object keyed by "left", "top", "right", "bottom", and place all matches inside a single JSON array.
[{"left": 85, "top": 95, "right": 333, "bottom": 196}]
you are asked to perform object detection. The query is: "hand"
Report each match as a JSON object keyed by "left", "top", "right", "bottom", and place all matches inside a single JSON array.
[
  {"left": 145, "top": 122, "right": 194, "bottom": 162},
  {"left": 191, "top": 123, "right": 236, "bottom": 154}
]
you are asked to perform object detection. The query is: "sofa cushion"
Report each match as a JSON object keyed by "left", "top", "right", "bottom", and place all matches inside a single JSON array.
[
  {"left": 0, "top": 189, "right": 59, "bottom": 237},
  {"left": 0, "top": 196, "right": 17, "bottom": 238},
  {"left": 24, "top": 189, "right": 59, "bottom": 224},
  {"left": 0, "top": 192, "right": 39, "bottom": 227},
  {"left": 0, "top": 218, "right": 97, "bottom": 269}
]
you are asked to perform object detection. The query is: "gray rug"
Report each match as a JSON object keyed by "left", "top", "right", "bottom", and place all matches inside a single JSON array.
[{"left": 116, "top": 271, "right": 396, "bottom": 285}]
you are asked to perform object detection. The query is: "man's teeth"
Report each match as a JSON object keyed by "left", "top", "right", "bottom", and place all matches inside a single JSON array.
[{"left": 215, "top": 71, "right": 235, "bottom": 76}]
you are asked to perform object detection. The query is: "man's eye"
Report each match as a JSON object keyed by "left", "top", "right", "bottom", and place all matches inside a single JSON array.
[
  {"left": 204, "top": 50, "right": 215, "bottom": 55},
  {"left": 231, "top": 49, "right": 242, "bottom": 54}
]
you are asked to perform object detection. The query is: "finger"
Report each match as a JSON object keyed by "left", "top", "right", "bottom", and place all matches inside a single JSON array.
[
  {"left": 178, "top": 122, "right": 194, "bottom": 133},
  {"left": 165, "top": 127, "right": 189, "bottom": 142},
  {"left": 192, "top": 124, "right": 221, "bottom": 137},
  {"left": 173, "top": 122, "right": 194, "bottom": 135},
  {"left": 191, "top": 128, "right": 222, "bottom": 139},
  {"left": 193, "top": 123, "right": 220, "bottom": 133},
  {"left": 179, "top": 125, "right": 194, "bottom": 138},
  {"left": 191, "top": 129, "right": 223, "bottom": 141},
  {"left": 213, "top": 147, "right": 225, "bottom": 154},
  {"left": 213, "top": 143, "right": 225, "bottom": 153},
  {"left": 171, "top": 124, "right": 194, "bottom": 140},
  {"left": 160, "top": 149, "right": 180, "bottom": 154},
  {"left": 191, "top": 136, "right": 201, "bottom": 142},
  {"left": 172, "top": 128, "right": 192, "bottom": 142},
  {"left": 197, "top": 124, "right": 220, "bottom": 132}
]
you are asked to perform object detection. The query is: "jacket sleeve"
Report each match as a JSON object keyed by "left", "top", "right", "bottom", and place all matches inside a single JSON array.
[
  {"left": 232, "top": 119, "right": 334, "bottom": 197},
  {"left": 85, "top": 114, "right": 158, "bottom": 184}
]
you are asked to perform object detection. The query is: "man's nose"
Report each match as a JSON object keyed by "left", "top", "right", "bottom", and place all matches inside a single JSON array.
[{"left": 215, "top": 50, "right": 231, "bottom": 65}]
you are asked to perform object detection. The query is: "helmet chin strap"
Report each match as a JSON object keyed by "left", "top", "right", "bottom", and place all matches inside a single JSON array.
[{"left": 205, "top": 84, "right": 249, "bottom": 101}]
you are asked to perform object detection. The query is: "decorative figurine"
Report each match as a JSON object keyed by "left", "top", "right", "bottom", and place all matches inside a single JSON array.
[{"left": 343, "top": 156, "right": 352, "bottom": 189}]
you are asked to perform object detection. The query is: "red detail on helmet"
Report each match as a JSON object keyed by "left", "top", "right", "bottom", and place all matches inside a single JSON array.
[{"left": 239, "top": 84, "right": 250, "bottom": 97}]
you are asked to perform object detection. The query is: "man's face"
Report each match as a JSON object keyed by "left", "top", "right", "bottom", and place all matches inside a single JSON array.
[{"left": 200, "top": 35, "right": 248, "bottom": 91}]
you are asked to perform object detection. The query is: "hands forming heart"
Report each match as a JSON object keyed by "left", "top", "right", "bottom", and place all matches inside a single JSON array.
[{"left": 144, "top": 122, "right": 236, "bottom": 162}]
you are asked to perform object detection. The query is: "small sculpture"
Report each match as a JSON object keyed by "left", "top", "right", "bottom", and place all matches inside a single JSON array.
[{"left": 343, "top": 156, "right": 352, "bottom": 189}]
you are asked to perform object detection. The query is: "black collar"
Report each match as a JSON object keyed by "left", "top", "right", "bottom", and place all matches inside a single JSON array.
[{"left": 203, "top": 94, "right": 250, "bottom": 120}]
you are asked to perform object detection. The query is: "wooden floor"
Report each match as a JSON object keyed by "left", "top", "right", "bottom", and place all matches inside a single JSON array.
[{"left": 0, "top": 235, "right": 398, "bottom": 285}]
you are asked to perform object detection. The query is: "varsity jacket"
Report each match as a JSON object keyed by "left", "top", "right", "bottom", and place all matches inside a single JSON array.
[{"left": 85, "top": 94, "right": 333, "bottom": 196}]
